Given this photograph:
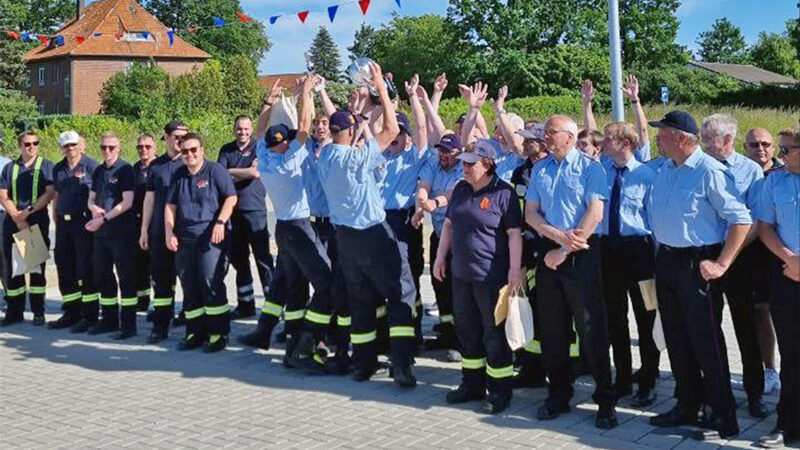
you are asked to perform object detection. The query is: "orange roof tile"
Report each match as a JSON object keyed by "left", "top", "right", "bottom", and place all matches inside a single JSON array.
[
  {"left": 23, "top": 0, "right": 211, "bottom": 62},
  {"left": 258, "top": 74, "right": 306, "bottom": 91}
]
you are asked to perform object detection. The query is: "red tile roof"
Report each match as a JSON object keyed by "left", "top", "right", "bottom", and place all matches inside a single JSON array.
[
  {"left": 258, "top": 74, "right": 307, "bottom": 92},
  {"left": 23, "top": 0, "right": 211, "bottom": 63}
]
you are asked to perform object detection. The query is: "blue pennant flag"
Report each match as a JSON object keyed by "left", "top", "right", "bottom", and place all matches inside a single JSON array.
[
  {"left": 328, "top": 5, "right": 339, "bottom": 23},
  {"left": 54, "top": 35, "right": 65, "bottom": 46},
  {"left": 167, "top": 30, "right": 175, "bottom": 46},
  {"left": 213, "top": 16, "right": 226, "bottom": 27},
  {"left": 21, "top": 32, "right": 31, "bottom": 41},
  {"left": 394, "top": 0, "right": 401, "bottom": 7},
  {"left": 141, "top": 31, "right": 149, "bottom": 39},
  {"left": 93, "top": 32, "right": 102, "bottom": 37},
  {"left": 269, "top": 15, "right": 280, "bottom": 25}
]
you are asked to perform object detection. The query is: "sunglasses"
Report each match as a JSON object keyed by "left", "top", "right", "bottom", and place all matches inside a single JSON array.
[
  {"left": 181, "top": 146, "right": 201, "bottom": 155},
  {"left": 463, "top": 161, "right": 477, "bottom": 167},
  {"left": 22, "top": 141, "right": 40, "bottom": 148},
  {"left": 778, "top": 145, "right": 800, "bottom": 155},
  {"left": 100, "top": 145, "right": 117, "bottom": 151},
  {"left": 746, "top": 141, "right": 773, "bottom": 149},
  {"left": 137, "top": 144, "right": 153, "bottom": 150}
]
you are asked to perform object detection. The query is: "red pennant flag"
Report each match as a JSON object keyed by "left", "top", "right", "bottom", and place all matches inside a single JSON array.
[
  {"left": 115, "top": 31, "right": 123, "bottom": 40},
  {"left": 298, "top": 11, "right": 309, "bottom": 23},
  {"left": 236, "top": 11, "right": 253, "bottom": 23},
  {"left": 359, "top": 0, "right": 371, "bottom": 15},
  {"left": 38, "top": 35, "right": 49, "bottom": 45},
  {"left": 76, "top": 36, "right": 85, "bottom": 44},
  {"left": 6, "top": 31, "right": 20, "bottom": 40}
]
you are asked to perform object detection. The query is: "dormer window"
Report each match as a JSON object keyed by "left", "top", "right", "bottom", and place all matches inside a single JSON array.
[{"left": 122, "top": 31, "right": 153, "bottom": 42}]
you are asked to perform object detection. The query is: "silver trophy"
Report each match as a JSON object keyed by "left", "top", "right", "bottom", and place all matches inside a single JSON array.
[{"left": 346, "top": 57, "right": 397, "bottom": 101}]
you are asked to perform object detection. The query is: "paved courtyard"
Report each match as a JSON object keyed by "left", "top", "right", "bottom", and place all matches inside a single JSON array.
[{"left": 0, "top": 265, "right": 790, "bottom": 449}]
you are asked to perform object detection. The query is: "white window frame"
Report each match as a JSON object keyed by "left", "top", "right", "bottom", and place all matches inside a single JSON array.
[
  {"left": 52, "top": 65, "right": 60, "bottom": 84},
  {"left": 122, "top": 31, "right": 154, "bottom": 42},
  {"left": 38, "top": 67, "right": 45, "bottom": 86},
  {"left": 64, "top": 75, "right": 70, "bottom": 98}
]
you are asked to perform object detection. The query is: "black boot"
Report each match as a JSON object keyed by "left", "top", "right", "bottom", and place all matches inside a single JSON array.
[
  {"left": 48, "top": 313, "right": 79, "bottom": 329},
  {"left": 446, "top": 384, "right": 486, "bottom": 404},
  {"left": 232, "top": 301, "right": 256, "bottom": 319},
  {"left": 392, "top": 363, "right": 417, "bottom": 388},
  {"left": 480, "top": 391, "right": 511, "bottom": 415},
  {"left": 237, "top": 318, "right": 276, "bottom": 350},
  {"left": 286, "top": 331, "right": 326, "bottom": 375}
]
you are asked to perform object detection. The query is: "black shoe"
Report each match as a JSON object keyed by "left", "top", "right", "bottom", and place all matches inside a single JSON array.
[
  {"left": 630, "top": 388, "right": 657, "bottom": 408},
  {"left": 693, "top": 415, "right": 739, "bottom": 441},
  {"left": 146, "top": 310, "right": 155, "bottom": 323},
  {"left": 513, "top": 372, "right": 547, "bottom": 389},
  {"left": 631, "top": 369, "right": 660, "bottom": 384},
  {"left": 274, "top": 330, "right": 287, "bottom": 344},
  {"left": 446, "top": 385, "right": 486, "bottom": 404},
  {"left": 70, "top": 319, "right": 91, "bottom": 333},
  {"left": 325, "top": 354, "right": 352, "bottom": 376},
  {"left": 203, "top": 334, "right": 228, "bottom": 353},
  {"left": 613, "top": 383, "right": 633, "bottom": 400},
  {"left": 0, "top": 314, "right": 24, "bottom": 327},
  {"left": 177, "top": 334, "right": 204, "bottom": 351},
  {"left": 595, "top": 404, "right": 618, "bottom": 429},
  {"left": 172, "top": 312, "right": 186, "bottom": 327},
  {"left": 537, "top": 402, "right": 570, "bottom": 420},
  {"left": 392, "top": 364, "right": 417, "bottom": 388},
  {"left": 236, "top": 325, "right": 273, "bottom": 350},
  {"left": 137, "top": 298, "right": 149, "bottom": 312},
  {"left": 87, "top": 321, "right": 118, "bottom": 335},
  {"left": 650, "top": 404, "right": 699, "bottom": 427},
  {"left": 32, "top": 315, "right": 46, "bottom": 326},
  {"left": 48, "top": 314, "right": 77, "bottom": 329},
  {"left": 480, "top": 393, "right": 511, "bottom": 415},
  {"left": 232, "top": 302, "right": 256, "bottom": 319},
  {"left": 748, "top": 397, "right": 769, "bottom": 419},
  {"left": 112, "top": 328, "right": 137, "bottom": 340},
  {"left": 352, "top": 366, "right": 377, "bottom": 382},
  {"left": 146, "top": 330, "right": 168, "bottom": 344}
]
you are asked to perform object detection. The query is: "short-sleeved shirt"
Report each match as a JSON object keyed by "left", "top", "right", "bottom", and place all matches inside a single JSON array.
[
  {"left": 133, "top": 159, "right": 154, "bottom": 222},
  {"left": 647, "top": 155, "right": 669, "bottom": 173},
  {"left": 257, "top": 139, "right": 311, "bottom": 221},
  {"left": 374, "top": 144, "right": 430, "bottom": 210},
  {"left": 598, "top": 156, "right": 656, "bottom": 237},
  {"left": 147, "top": 153, "right": 184, "bottom": 235},
  {"left": 53, "top": 155, "right": 100, "bottom": 222},
  {"left": 446, "top": 176, "right": 522, "bottom": 282},
  {"left": 167, "top": 159, "right": 236, "bottom": 241},
  {"left": 753, "top": 168, "right": 799, "bottom": 254},
  {"left": 495, "top": 146, "right": 525, "bottom": 183},
  {"left": 91, "top": 158, "right": 136, "bottom": 238},
  {"left": 647, "top": 147, "right": 752, "bottom": 248},
  {"left": 0, "top": 155, "right": 10, "bottom": 212},
  {"left": 318, "top": 138, "right": 386, "bottom": 229},
  {"left": 419, "top": 158, "right": 462, "bottom": 236},
  {"left": 525, "top": 148, "right": 609, "bottom": 232},
  {"left": 510, "top": 158, "right": 539, "bottom": 244},
  {"left": 0, "top": 156, "right": 55, "bottom": 226},
  {"left": 715, "top": 151, "right": 763, "bottom": 208},
  {"left": 302, "top": 138, "right": 330, "bottom": 218},
  {"left": 217, "top": 140, "right": 267, "bottom": 212}
]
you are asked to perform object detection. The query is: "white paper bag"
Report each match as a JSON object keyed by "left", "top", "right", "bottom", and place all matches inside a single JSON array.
[
  {"left": 652, "top": 310, "right": 666, "bottom": 352},
  {"left": 267, "top": 92, "right": 298, "bottom": 129},
  {"left": 505, "top": 287, "right": 534, "bottom": 351},
  {"left": 11, "top": 242, "right": 41, "bottom": 277}
]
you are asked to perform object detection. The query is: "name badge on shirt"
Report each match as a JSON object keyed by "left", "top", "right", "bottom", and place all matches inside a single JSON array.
[
  {"left": 241, "top": 151, "right": 251, "bottom": 157},
  {"left": 196, "top": 179, "right": 209, "bottom": 188},
  {"left": 109, "top": 176, "right": 118, "bottom": 184},
  {"left": 74, "top": 169, "right": 85, "bottom": 179},
  {"left": 515, "top": 184, "right": 526, "bottom": 197},
  {"left": 480, "top": 197, "right": 491, "bottom": 210}
]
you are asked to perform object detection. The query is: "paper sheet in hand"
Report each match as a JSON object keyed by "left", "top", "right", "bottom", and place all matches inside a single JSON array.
[
  {"left": 638, "top": 278, "right": 658, "bottom": 311},
  {"left": 267, "top": 92, "right": 298, "bottom": 129},
  {"left": 494, "top": 284, "right": 510, "bottom": 325},
  {"left": 12, "top": 224, "right": 48, "bottom": 276}
]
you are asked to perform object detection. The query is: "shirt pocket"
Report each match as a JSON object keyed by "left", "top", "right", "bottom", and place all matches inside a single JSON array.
[
  {"left": 563, "top": 176, "right": 586, "bottom": 205},
  {"left": 621, "top": 185, "right": 646, "bottom": 211},
  {"left": 675, "top": 188, "right": 698, "bottom": 218},
  {"left": 774, "top": 190, "right": 798, "bottom": 226}
]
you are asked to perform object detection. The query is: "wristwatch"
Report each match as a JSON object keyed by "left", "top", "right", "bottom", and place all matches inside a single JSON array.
[
  {"left": 215, "top": 219, "right": 225, "bottom": 225},
  {"left": 26, "top": 205, "right": 34, "bottom": 212},
  {"left": 102, "top": 215, "right": 108, "bottom": 223},
  {"left": 433, "top": 198, "right": 441, "bottom": 208}
]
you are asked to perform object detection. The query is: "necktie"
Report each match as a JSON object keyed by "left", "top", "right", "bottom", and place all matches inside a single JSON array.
[{"left": 609, "top": 166, "right": 626, "bottom": 239}]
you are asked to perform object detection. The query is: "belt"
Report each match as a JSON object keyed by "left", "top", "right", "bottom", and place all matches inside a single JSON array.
[
  {"left": 659, "top": 243, "right": 722, "bottom": 257},
  {"left": 385, "top": 208, "right": 412, "bottom": 216},
  {"left": 601, "top": 234, "right": 652, "bottom": 247},
  {"left": 311, "top": 216, "right": 331, "bottom": 224}
]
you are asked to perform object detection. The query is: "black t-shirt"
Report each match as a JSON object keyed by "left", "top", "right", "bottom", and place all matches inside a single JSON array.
[
  {"left": 133, "top": 159, "right": 154, "bottom": 222},
  {"left": 91, "top": 158, "right": 135, "bottom": 238},
  {"left": 217, "top": 140, "right": 266, "bottom": 212},
  {"left": 0, "top": 156, "right": 54, "bottom": 226},
  {"left": 510, "top": 158, "right": 539, "bottom": 244},
  {"left": 167, "top": 159, "right": 237, "bottom": 241},
  {"left": 147, "top": 153, "right": 184, "bottom": 236},
  {"left": 53, "top": 155, "right": 100, "bottom": 222},
  {"left": 446, "top": 176, "right": 523, "bottom": 283}
]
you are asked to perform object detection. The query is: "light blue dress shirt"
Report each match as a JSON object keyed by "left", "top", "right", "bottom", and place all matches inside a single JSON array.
[
  {"left": 525, "top": 147, "right": 609, "bottom": 231},
  {"left": 302, "top": 139, "right": 330, "bottom": 218},
  {"left": 495, "top": 145, "right": 525, "bottom": 184},
  {"left": 257, "top": 139, "right": 311, "bottom": 221},
  {"left": 0, "top": 155, "right": 10, "bottom": 212},
  {"left": 754, "top": 168, "right": 799, "bottom": 254},
  {"left": 419, "top": 159, "right": 463, "bottom": 236},
  {"left": 317, "top": 138, "right": 386, "bottom": 230},
  {"left": 374, "top": 144, "right": 430, "bottom": 210},
  {"left": 598, "top": 156, "right": 656, "bottom": 237},
  {"left": 714, "top": 150, "right": 763, "bottom": 208},
  {"left": 647, "top": 147, "right": 752, "bottom": 248}
]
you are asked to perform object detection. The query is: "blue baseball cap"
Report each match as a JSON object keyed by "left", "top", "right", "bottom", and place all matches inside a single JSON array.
[
  {"left": 458, "top": 138, "right": 498, "bottom": 163},
  {"left": 329, "top": 110, "right": 358, "bottom": 133},
  {"left": 649, "top": 110, "right": 699, "bottom": 135},
  {"left": 435, "top": 133, "right": 462, "bottom": 152},
  {"left": 265, "top": 124, "right": 296, "bottom": 148},
  {"left": 396, "top": 113, "right": 411, "bottom": 135}
]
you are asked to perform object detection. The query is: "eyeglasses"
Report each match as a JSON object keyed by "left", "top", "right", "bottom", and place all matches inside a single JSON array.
[
  {"left": 181, "top": 146, "right": 200, "bottom": 155},
  {"left": 545, "top": 129, "right": 569, "bottom": 137},
  {"left": 746, "top": 141, "right": 773, "bottom": 149},
  {"left": 463, "top": 161, "right": 477, "bottom": 167},
  {"left": 137, "top": 144, "right": 153, "bottom": 150},
  {"left": 22, "top": 141, "right": 40, "bottom": 148},
  {"left": 778, "top": 145, "right": 800, "bottom": 155},
  {"left": 100, "top": 145, "right": 117, "bottom": 151}
]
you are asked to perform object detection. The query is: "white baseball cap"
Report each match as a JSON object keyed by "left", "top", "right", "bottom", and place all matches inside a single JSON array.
[{"left": 58, "top": 130, "right": 80, "bottom": 147}]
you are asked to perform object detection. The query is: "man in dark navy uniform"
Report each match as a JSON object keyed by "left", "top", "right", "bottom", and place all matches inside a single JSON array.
[
  {"left": 140, "top": 121, "right": 187, "bottom": 343},
  {"left": 166, "top": 132, "right": 237, "bottom": 353},
  {"left": 85, "top": 132, "right": 138, "bottom": 340},
  {"left": 49, "top": 131, "right": 100, "bottom": 331},
  {"left": 133, "top": 133, "right": 157, "bottom": 313},
  {"left": 218, "top": 115, "right": 273, "bottom": 318}
]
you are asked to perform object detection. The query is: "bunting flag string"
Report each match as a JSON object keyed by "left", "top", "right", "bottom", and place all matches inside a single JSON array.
[
  {"left": 328, "top": 5, "right": 339, "bottom": 23},
  {"left": 298, "top": 11, "right": 309, "bottom": 24}
]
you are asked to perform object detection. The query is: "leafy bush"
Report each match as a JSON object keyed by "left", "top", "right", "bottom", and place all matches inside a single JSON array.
[
  {"left": 0, "top": 87, "right": 39, "bottom": 129},
  {"left": 436, "top": 96, "right": 583, "bottom": 129}
]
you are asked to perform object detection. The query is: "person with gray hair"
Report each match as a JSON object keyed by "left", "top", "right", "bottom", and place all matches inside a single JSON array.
[{"left": 700, "top": 114, "right": 769, "bottom": 418}]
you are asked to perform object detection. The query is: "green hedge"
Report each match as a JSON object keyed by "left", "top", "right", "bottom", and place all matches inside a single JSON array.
[{"left": 436, "top": 96, "right": 583, "bottom": 129}]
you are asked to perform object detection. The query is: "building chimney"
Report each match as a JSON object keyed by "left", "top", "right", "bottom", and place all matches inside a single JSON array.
[{"left": 77, "top": 0, "right": 85, "bottom": 19}]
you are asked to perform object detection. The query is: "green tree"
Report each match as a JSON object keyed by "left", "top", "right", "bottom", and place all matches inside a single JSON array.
[
  {"left": 99, "top": 61, "right": 169, "bottom": 120},
  {"left": 788, "top": 18, "right": 800, "bottom": 56},
  {"left": 143, "top": 0, "right": 271, "bottom": 66},
  {"left": 0, "top": 87, "right": 38, "bottom": 129},
  {"left": 222, "top": 55, "right": 263, "bottom": 117},
  {"left": 347, "top": 24, "right": 379, "bottom": 62},
  {"left": 168, "top": 60, "right": 227, "bottom": 119},
  {"left": 696, "top": 18, "right": 749, "bottom": 63},
  {"left": 749, "top": 32, "right": 800, "bottom": 79},
  {"left": 307, "top": 27, "right": 341, "bottom": 81}
]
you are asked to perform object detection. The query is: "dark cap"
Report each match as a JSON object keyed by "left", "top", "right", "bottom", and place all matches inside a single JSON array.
[
  {"left": 649, "top": 110, "right": 699, "bottom": 135},
  {"left": 458, "top": 138, "right": 498, "bottom": 163},
  {"left": 329, "top": 110, "right": 357, "bottom": 133},
  {"left": 164, "top": 120, "right": 187, "bottom": 136},
  {"left": 435, "top": 133, "right": 462, "bottom": 152},
  {"left": 396, "top": 113, "right": 411, "bottom": 135},
  {"left": 265, "top": 124, "right": 297, "bottom": 148}
]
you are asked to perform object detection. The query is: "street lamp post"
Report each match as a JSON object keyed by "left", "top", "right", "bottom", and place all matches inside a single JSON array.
[{"left": 608, "top": 0, "right": 624, "bottom": 122}]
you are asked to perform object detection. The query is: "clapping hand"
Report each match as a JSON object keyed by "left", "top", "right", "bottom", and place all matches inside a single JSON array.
[{"left": 582, "top": 79, "right": 595, "bottom": 105}]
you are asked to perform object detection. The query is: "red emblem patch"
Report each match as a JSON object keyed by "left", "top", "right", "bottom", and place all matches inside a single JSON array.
[
  {"left": 109, "top": 176, "right": 118, "bottom": 183},
  {"left": 196, "top": 179, "right": 209, "bottom": 188},
  {"left": 480, "top": 197, "right": 491, "bottom": 210},
  {"left": 74, "top": 169, "right": 84, "bottom": 178},
  {"left": 242, "top": 151, "right": 251, "bottom": 157}
]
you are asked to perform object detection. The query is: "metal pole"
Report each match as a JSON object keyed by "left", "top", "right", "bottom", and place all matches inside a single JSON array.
[{"left": 608, "top": 0, "right": 624, "bottom": 122}]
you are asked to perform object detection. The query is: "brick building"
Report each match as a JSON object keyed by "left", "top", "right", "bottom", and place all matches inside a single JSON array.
[{"left": 22, "top": 0, "right": 211, "bottom": 115}]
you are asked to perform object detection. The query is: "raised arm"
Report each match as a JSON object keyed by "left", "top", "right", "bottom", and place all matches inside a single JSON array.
[
  {"left": 256, "top": 78, "right": 283, "bottom": 139},
  {"left": 316, "top": 75, "right": 337, "bottom": 118},
  {"left": 581, "top": 79, "right": 597, "bottom": 131},
  {"left": 371, "top": 62, "right": 400, "bottom": 149},
  {"left": 419, "top": 85, "right": 446, "bottom": 145},
  {"left": 460, "top": 82, "right": 488, "bottom": 146},
  {"left": 430, "top": 73, "right": 447, "bottom": 112},
  {"left": 404, "top": 74, "right": 428, "bottom": 151},
  {"left": 296, "top": 75, "right": 315, "bottom": 145},
  {"left": 623, "top": 74, "right": 649, "bottom": 146},
  {"left": 493, "top": 85, "right": 524, "bottom": 156}
]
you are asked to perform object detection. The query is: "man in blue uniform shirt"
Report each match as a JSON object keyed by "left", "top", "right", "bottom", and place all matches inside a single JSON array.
[
  {"left": 317, "top": 61, "right": 417, "bottom": 387},
  {"left": 753, "top": 128, "right": 800, "bottom": 448},
  {"left": 166, "top": 132, "right": 237, "bottom": 353},
  {"left": 700, "top": 114, "right": 769, "bottom": 418},
  {"left": 647, "top": 111, "right": 751, "bottom": 440},
  {"left": 49, "top": 131, "right": 101, "bottom": 331},
  {"left": 218, "top": 115, "right": 274, "bottom": 319},
  {"left": 85, "top": 132, "right": 138, "bottom": 340},
  {"left": 133, "top": 133, "right": 156, "bottom": 313},
  {"left": 598, "top": 122, "right": 660, "bottom": 407},
  {"left": 524, "top": 115, "right": 617, "bottom": 429}
]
